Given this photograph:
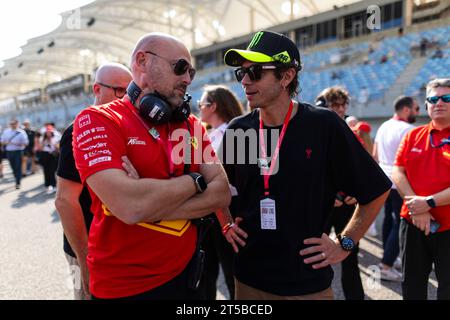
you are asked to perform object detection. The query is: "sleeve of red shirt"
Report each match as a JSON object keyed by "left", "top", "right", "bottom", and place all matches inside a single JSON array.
[
  {"left": 394, "top": 131, "right": 410, "bottom": 167},
  {"left": 72, "top": 107, "right": 126, "bottom": 183}
]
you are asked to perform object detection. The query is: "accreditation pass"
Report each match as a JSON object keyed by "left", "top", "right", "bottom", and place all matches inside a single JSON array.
[{"left": 260, "top": 197, "right": 276, "bottom": 230}]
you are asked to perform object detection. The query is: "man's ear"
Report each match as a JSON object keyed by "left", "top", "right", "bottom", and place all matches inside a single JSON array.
[
  {"left": 282, "top": 68, "right": 296, "bottom": 88},
  {"left": 134, "top": 51, "right": 148, "bottom": 71},
  {"left": 92, "top": 83, "right": 101, "bottom": 96}
]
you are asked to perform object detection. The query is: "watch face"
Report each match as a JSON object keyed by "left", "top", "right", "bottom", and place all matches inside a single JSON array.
[
  {"left": 197, "top": 176, "right": 207, "bottom": 192},
  {"left": 341, "top": 237, "right": 354, "bottom": 251}
]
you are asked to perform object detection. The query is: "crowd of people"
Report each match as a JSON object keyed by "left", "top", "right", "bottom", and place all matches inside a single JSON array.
[
  {"left": 1, "top": 30, "right": 448, "bottom": 301},
  {"left": 0, "top": 119, "right": 62, "bottom": 193}
]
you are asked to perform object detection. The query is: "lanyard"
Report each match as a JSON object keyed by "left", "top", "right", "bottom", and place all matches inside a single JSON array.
[
  {"left": 128, "top": 104, "right": 176, "bottom": 176},
  {"left": 429, "top": 132, "right": 450, "bottom": 148},
  {"left": 259, "top": 101, "right": 294, "bottom": 196}
]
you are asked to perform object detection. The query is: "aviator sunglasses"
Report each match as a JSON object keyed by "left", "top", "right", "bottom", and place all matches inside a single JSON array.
[{"left": 145, "top": 51, "right": 196, "bottom": 81}]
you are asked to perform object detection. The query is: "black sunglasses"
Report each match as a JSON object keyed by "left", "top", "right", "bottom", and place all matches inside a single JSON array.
[
  {"left": 234, "top": 64, "right": 278, "bottom": 82},
  {"left": 97, "top": 82, "right": 127, "bottom": 98},
  {"left": 145, "top": 51, "right": 196, "bottom": 81},
  {"left": 426, "top": 94, "right": 450, "bottom": 104}
]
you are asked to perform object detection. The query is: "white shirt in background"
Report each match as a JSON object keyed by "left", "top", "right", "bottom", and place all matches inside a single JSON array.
[
  {"left": 209, "top": 122, "right": 228, "bottom": 152},
  {"left": 375, "top": 118, "right": 415, "bottom": 188}
]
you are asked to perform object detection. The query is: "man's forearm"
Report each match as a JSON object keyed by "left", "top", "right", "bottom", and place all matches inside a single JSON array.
[
  {"left": 433, "top": 187, "right": 450, "bottom": 207},
  {"left": 392, "top": 166, "right": 415, "bottom": 198},
  {"left": 342, "top": 190, "right": 389, "bottom": 243},
  {"left": 87, "top": 169, "right": 198, "bottom": 225},
  {"left": 55, "top": 199, "right": 89, "bottom": 263},
  {"left": 153, "top": 177, "right": 231, "bottom": 221}
]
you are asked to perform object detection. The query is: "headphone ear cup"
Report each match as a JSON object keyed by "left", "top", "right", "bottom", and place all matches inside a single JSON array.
[
  {"left": 139, "top": 94, "right": 172, "bottom": 124},
  {"left": 172, "top": 102, "right": 191, "bottom": 122}
]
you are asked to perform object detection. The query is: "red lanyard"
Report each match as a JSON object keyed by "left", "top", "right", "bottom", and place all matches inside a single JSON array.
[
  {"left": 128, "top": 104, "right": 175, "bottom": 176},
  {"left": 259, "top": 101, "right": 294, "bottom": 196}
]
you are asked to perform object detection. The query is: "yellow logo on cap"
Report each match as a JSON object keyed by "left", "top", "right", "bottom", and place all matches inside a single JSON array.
[{"left": 273, "top": 51, "right": 291, "bottom": 63}]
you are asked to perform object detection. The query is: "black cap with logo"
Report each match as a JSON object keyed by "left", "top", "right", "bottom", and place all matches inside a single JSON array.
[{"left": 224, "top": 30, "right": 301, "bottom": 70}]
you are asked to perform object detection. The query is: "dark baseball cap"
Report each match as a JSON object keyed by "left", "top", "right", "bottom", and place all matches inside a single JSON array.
[{"left": 224, "top": 30, "right": 301, "bottom": 70}]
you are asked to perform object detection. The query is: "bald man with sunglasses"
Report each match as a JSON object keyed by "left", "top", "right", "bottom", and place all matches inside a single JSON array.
[
  {"left": 55, "top": 62, "right": 132, "bottom": 299},
  {"left": 393, "top": 78, "right": 450, "bottom": 300},
  {"left": 72, "top": 33, "right": 232, "bottom": 300},
  {"left": 219, "top": 30, "right": 391, "bottom": 300}
]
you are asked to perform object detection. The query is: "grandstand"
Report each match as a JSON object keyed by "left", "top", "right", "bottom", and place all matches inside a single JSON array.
[{"left": 0, "top": 0, "right": 449, "bottom": 133}]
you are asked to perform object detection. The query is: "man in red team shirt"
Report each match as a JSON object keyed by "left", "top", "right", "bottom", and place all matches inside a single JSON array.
[
  {"left": 72, "top": 33, "right": 233, "bottom": 299},
  {"left": 393, "top": 78, "right": 450, "bottom": 300}
]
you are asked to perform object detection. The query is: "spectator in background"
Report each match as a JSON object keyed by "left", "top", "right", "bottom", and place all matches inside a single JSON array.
[
  {"left": 420, "top": 38, "right": 428, "bottom": 57},
  {"left": 432, "top": 48, "right": 444, "bottom": 59},
  {"left": 0, "top": 125, "right": 4, "bottom": 179},
  {"left": 316, "top": 87, "right": 365, "bottom": 300},
  {"left": 39, "top": 125, "right": 60, "bottom": 194},
  {"left": 373, "top": 96, "right": 419, "bottom": 282},
  {"left": 392, "top": 78, "right": 450, "bottom": 299},
  {"left": 55, "top": 62, "right": 133, "bottom": 300},
  {"left": 354, "top": 121, "right": 373, "bottom": 154},
  {"left": 21, "top": 120, "right": 37, "bottom": 176},
  {"left": 197, "top": 84, "right": 244, "bottom": 300},
  {"left": 345, "top": 116, "right": 358, "bottom": 129},
  {"left": 0, "top": 120, "right": 29, "bottom": 189}
]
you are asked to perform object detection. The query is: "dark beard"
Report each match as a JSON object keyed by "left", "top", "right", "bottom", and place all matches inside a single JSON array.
[{"left": 407, "top": 115, "right": 416, "bottom": 124}]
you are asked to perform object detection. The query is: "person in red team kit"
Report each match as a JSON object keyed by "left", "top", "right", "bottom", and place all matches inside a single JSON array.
[
  {"left": 393, "top": 78, "right": 450, "bottom": 300},
  {"left": 72, "top": 33, "right": 235, "bottom": 300}
]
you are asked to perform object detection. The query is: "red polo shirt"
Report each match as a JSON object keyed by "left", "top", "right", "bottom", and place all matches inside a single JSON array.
[
  {"left": 73, "top": 99, "right": 215, "bottom": 298},
  {"left": 395, "top": 123, "right": 450, "bottom": 232}
]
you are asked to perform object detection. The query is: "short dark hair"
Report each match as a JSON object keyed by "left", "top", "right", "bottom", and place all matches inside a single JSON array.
[
  {"left": 393, "top": 95, "right": 414, "bottom": 112},
  {"left": 273, "top": 63, "right": 300, "bottom": 98}
]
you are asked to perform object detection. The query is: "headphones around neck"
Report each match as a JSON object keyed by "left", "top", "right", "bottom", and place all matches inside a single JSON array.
[{"left": 126, "top": 81, "right": 191, "bottom": 124}]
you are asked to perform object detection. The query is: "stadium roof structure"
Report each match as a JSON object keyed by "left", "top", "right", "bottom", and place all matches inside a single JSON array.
[{"left": 0, "top": 0, "right": 361, "bottom": 100}]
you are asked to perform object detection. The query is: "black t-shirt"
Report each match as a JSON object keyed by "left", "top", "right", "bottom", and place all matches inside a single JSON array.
[
  {"left": 24, "top": 128, "right": 35, "bottom": 153},
  {"left": 56, "top": 124, "right": 93, "bottom": 258},
  {"left": 220, "top": 102, "right": 391, "bottom": 296}
]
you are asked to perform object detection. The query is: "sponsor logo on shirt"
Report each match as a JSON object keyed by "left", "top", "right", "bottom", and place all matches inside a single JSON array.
[
  {"left": 78, "top": 115, "right": 91, "bottom": 128},
  {"left": 88, "top": 156, "right": 111, "bottom": 166},
  {"left": 127, "top": 137, "right": 146, "bottom": 145},
  {"left": 84, "top": 150, "right": 112, "bottom": 160},
  {"left": 81, "top": 142, "right": 107, "bottom": 151},
  {"left": 411, "top": 147, "right": 422, "bottom": 153}
]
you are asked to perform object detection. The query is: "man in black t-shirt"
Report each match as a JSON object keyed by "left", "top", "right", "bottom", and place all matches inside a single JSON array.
[
  {"left": 219, "top": 30, "right": 391, "bottom": 299},
  {"left": 55, "top": 63, "right": 132, "bottom": 299}
]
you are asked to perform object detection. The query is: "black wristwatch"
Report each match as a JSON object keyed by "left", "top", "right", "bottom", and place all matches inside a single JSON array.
[
  {"left": 337, "top": 234, "right": 356, "bottom": 252},
  {"left": 188, "top": 172, "right": 207, "bottom": 194},
  {"left": 426, "top": 196, "right": 436, "bottom": 208}
]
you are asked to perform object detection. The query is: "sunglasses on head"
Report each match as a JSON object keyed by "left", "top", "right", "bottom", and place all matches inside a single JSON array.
[
  {"left": 234, "top": 64, "right": 278, "bottom": 82},
  {"left": 426, "top": 94, "right": 450, "bottom": 104},
  {"left": 145, "top": 51, "right": 196, "bottom": 81}
]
